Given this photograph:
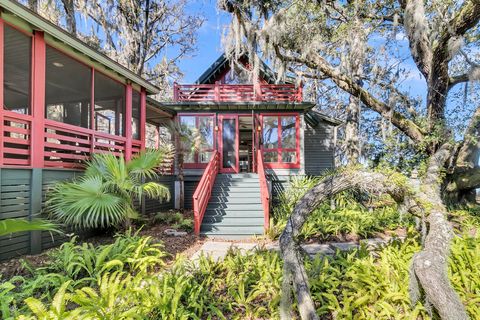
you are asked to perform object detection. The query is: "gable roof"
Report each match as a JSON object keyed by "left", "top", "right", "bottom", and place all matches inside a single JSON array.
[
  {"left": 1, "top": 0, "right": 160, "bottom": 94},
  {"left": 195, "top": 53, "right": 289, "bottom": 85},
  {"left": 305, "top": 110, "right": 343, "bottom": 127}
]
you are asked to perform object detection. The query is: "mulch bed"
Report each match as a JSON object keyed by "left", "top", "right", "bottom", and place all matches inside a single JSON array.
[{"left": 0, "top": 210, "right": 205, "bottom": 280}]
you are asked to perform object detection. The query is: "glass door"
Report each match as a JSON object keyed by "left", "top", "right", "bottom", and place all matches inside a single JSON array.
[{"left": 219, "top": 115, "right": 239, "bottom": 173}]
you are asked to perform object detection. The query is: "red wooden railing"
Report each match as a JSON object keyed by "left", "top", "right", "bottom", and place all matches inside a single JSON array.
[
  {"left": 44, "top": 120, "right": 128, "bottom": 168},
  {"left": 257, "top": 150, "right": 270, "bottom": 230},
  {"left": 174, "top": 82, "right": 302, "bottom": 103},
  {"left": 193, "top": 150, "right": 219, "bottom": 235},
  {"left": 3, "top": 111, "right": 33, "bottom": 166}
]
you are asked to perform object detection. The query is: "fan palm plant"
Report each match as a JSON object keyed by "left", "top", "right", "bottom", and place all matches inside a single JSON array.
[{"left": 46, "top": 146, "right": 174, "bottom": 230}]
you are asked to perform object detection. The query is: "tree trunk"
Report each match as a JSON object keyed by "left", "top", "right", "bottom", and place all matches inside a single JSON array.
[{"left": 345, "top": 95, "right": 361, "bottom": 164}]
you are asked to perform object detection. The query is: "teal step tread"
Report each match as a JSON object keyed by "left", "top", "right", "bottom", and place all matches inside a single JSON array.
[
  {"left": 199, "top": 234, "right": 262, "bottom": 240},
  {"left": 204, "top": 210, "right": 264, "bottom": 218},
  {"left": 206, "top": 203, "right": 263, "bottom": 210},
  {"left": 217, "top": 174, "right": 258, "bottom": 178},
  {"left": 210, "top": 192, "right": 261, "bottom": 198},
  {"left": 200, "top": 225, "right": 264, "bottom": 234},
  {"left": 212, "top": 187, "right": 261, "bottom": 193},
  {"left": 208, "top": 198, "right": 262, "bottom": 204},
  {"left": 202, "top": 217, "right": 264, "bottom": 225}
]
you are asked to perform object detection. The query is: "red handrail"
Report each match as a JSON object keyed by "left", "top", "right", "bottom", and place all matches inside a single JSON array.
[
  {"left": 193, "top": 151, "right": 219, "bottom": 235},
  {"left": 173, "top": 83, "right": 302, "bottom": 102},
  {"left": 257, "top": 150, "right": 270, "bottom": 230}
]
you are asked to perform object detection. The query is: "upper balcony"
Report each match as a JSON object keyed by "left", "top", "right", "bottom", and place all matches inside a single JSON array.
[{"left": 173, "top": 82, "right": 303, "bottom": 103}]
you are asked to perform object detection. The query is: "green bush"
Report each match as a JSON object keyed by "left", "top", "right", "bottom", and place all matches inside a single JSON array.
[{"left": 270, "top": 176, "right": 414, "bottom": 240}]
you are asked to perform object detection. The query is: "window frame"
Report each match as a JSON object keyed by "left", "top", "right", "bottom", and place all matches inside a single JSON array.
[
  {"left": 260, "top": 113, "right": 300, "bottom": 169},
  {"left": 177, "top": 113, "right": 216, "bottom": 169}
]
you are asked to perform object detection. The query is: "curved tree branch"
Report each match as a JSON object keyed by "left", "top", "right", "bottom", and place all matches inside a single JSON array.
[{"left": 272, "top": 47, "right": 426, "bottom": 143}]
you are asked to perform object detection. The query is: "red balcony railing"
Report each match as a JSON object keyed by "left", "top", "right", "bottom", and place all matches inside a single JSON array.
[
  {"left": 257, "top": 150, "right": 270, "bottom": 230},
  {"left": 173, "top": 82, "right": 302, "bottom": 103},
  {"left": 193, "top": 151, "right": 219, "bottom": 235}
]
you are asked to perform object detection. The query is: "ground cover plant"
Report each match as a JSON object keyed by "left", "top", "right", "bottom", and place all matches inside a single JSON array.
[
  {"left": 270, "top": 176, "right": 414, "bottom": 241},
  {"left": 0, "top": 208, "right": 478, "bottom": 319}
]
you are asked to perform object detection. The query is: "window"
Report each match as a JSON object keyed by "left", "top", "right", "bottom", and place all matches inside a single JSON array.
[
  {"left": 178, "top": 115, "right": 215, "bottom": 165},
  {"left": 262, "top": 115, "right": 299, "bottom": 167},
  {"left": 132, "top": 90, "right": 141, "bottom": 140},
  {"left": 45, "top": 46, "right": 91, "bottom": 127},
  {"left": 3, "top": 25, "right": 31, "bottom": 114},
  {"left": 94, "top": 71, "right": 125, "bottom": 136}
]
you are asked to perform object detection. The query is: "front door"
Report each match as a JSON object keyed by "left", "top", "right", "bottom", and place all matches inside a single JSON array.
[{"left": 219, "top": 115, "right": 239, "bottom": 173}]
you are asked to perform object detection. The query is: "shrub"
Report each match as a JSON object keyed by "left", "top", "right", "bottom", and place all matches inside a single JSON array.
[
  {"left": 270, "top": 176, "right": 414, "bottom": 240},
  {"left": 46, "top": 147, "right": 174, "bottom": 230}
]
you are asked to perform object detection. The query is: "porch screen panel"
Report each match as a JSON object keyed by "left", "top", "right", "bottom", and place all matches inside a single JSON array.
[
  {"left": 3, "top": 25, "right": 31, "bottom": 114},
  {"left": 94, "top": 72, "right": 125, "bottom": 136},
  {"left": 45, "top": 46, "right": 91, "bottom": 128},
  {"left": 132, "top": 90, "right": 141, "bottom": 140}
]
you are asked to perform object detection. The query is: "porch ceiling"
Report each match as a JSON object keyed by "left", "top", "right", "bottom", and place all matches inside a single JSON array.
[{"left": 159, "top": 101, "right": 315, "bottom": 112}]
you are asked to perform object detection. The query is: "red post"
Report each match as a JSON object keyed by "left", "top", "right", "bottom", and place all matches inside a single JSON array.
[
  {"left": 173, "top": 82, "right": 178, "bottom": 101},
  {"left": 297, "top": 81, "right": 303, "bottom": 102},
  {"left": 124, "top": 84, "right": 133, "bottom": 160},
  {"left": 214, "top": 81, "right": 221, "bottom": 102},
  {"left": 90, "top": 68, "right": 95, "bottom": 156},
  {"left": 140, "top": 88, "right": 146, "bottom": 150},
  {"left": 31, "top": 31, "right": 46, "bottom": 168},
  {"left": 0, "top": 19, "right": 4, "bottom": 166},
  {"left": 254, "top": 80, "right": 262, "bottom": 101}
]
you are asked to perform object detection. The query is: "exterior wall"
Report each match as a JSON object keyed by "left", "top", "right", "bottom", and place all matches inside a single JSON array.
[
  {"left": 303, "top": 119, "right": 335, "bottom": 176},
  {"left": 0, "top": 168, "right": 78, "bottom": 260},
  {"left": 144, "top": 175, "right": 175, "bottom": 214}
]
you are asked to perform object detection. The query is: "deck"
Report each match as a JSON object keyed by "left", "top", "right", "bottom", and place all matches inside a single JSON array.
[{"left": 173, "top": 83, "right": 302, "bottom": 103}]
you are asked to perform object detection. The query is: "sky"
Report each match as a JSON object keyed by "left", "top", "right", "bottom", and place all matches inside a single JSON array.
[{"left": 176, "top": 0, "right": 231, "bottom": 83}]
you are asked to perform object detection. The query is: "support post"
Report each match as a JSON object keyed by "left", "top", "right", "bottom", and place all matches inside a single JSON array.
[
  {"left": 125, "top": 84, "right": 133, "bottom": 160},
  {"left": 31, "top": 31, "right": 46, "bottom": 168},
  {"left": 254, "top": 80, "right": 262, "bottom": 101},
  {"left": 173, "top": 82, "right": 178, "bottom": 101},
  {"left": 214, "top": 81, "right": 220, "bottom": 101},
  {"left": 29, "top": 168, "right": 42, "bottom": 254},
  {"left": 140, "top": 88, "right": 146, "bottom": 150},
  {"left": 0, "top": 19, "right": 4, "bottom": 166}
]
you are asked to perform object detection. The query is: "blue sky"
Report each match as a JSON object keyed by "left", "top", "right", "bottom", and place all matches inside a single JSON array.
[{"left": 177, "top": 0, "right": 231, "bottom": 83}]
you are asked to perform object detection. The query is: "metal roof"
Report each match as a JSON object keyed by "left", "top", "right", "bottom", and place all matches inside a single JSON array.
[
  {"left": 1, "top": 0, "right": 160, "bottom": 94},
  {"left": 305, "top": 110, "right": 343, "bottom": 127}
]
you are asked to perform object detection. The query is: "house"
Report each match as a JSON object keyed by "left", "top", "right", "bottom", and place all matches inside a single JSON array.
[
  {"left": 0, "top": 0, "right": 340, "bottom": 260},
  {"left": 0, "top": 0, "right": 173, "bottom": 260},
  {"left": 159, "top": 54, "right": 341, "bottom": 239}
]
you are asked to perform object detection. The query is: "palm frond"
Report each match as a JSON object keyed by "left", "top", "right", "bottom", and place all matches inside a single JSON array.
[
  {"left": 47, "top": 177, "right": 128, "bottom": 229},
  {"left": 128, "top": 146, "right": 174, "bottom": 180},
  {"left": 0, "top": 218, "right": 61, "bottom": 237}
]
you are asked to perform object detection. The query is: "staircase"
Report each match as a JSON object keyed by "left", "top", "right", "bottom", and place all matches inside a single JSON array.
[{"left": 200, "top": 173, "right": 265, "bottom": 239}]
